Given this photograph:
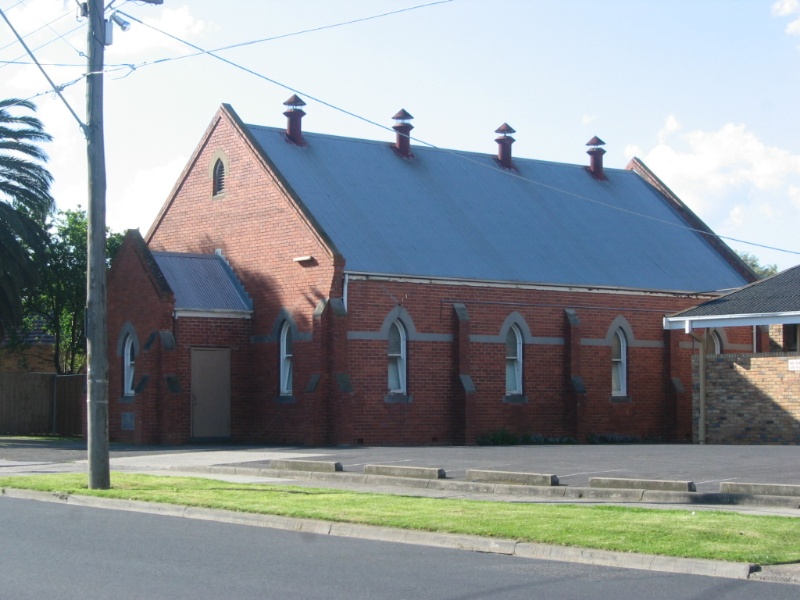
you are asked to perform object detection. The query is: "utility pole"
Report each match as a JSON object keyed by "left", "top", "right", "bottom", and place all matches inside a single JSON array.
[
  {"left": 84, "top": 0, "right": 163, "bottom": 489},
  {"left": 86, "top": 0, "right": 109, "bottom": 489}
]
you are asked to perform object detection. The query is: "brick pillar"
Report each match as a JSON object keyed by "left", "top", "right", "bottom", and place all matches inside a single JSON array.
[
  {"left": 564, "top": 309, "right": 585, "bottom": 440},
  {"left": 453, "top": 303, "right": 475, "bottom": 445},
  {"left": 662, "top": 328, "right": 678, "bottom": 441},
  {"left": 329, "top": 296, "right": 352, "bottom": 445}
]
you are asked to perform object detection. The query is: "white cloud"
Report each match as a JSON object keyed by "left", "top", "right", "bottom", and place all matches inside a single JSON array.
[
  {"left": 658, "top": 114, "right": 680, "bottom": 143},
  {"left": 787, "top": 18, "right": 800, "bottom": 35},
  {"left": 634, "top": 116, "right": 800, "bottom": 270},
  {"left": 107, "top": 155, "right": 187, "bottom": 234},
  {"left": 772, "top": 0, "right": 800, "bottom": 35},
  {"left": 5, "top": 0, "right": 72, "bottom": 33},
  {"left": 789, "top": 185, "right": 800, "bottom": 208},
  {"left": 581, "top": 114, "right": 596, "bottom": 125},
  {"left": 772, "top": 0, "right": 800, "bottom": 17}
]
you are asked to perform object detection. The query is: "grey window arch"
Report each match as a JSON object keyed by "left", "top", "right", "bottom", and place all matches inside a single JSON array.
[
  {"left": 279, "top": 320, "right": 293, "bottom": 395},
  {"left": 611, "top": 328, "right": 627, "bottom": 397},
  {"left": 123, "top": 334, "right": 136, "bottom": 396},
  {"left": 505, "top": 324, "right": 523, "bottom": 395},
  {"left": 387, "top": 320, "right": 407, "bottom": 394}
]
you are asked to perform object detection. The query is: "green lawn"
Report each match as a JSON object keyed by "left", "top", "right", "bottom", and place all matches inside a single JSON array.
[{"left": 2, "top": 473, "right": 798, "bottom": 565}]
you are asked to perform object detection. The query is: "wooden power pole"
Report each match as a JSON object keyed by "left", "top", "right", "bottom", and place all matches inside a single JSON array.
[{"left": 85, "top": 0, "right": 109, "bottom": 489}]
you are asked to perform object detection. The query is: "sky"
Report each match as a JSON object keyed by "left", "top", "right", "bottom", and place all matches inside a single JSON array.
[{"left": 2, "top": 0, "right": 800, "bottom": 271}]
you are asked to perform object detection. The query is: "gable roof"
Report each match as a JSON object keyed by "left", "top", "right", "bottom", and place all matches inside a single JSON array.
[
  {"left": 151, "top": 252, "right": 252, "bottom": 316},
  {"left": 664, "top": 264, "right": 800, "bottom": 330},
  {"left": 242, "top": 118, "right": 750, "bottom": 294}
]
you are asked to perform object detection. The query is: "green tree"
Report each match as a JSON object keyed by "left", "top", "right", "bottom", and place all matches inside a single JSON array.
[
  {"left": 0, "top": 98, "right": 54, "bottom": 336},
  {"left": 737, "top": 250, "right": 779, "bottom": 280},
  {"left": 23, "top": 209, "right": 124, "bottom": 373}
]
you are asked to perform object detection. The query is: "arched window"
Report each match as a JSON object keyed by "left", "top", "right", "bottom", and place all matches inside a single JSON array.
[
  {"left": 387, "top": 320, "right": 407, "bottom": 394},
  {"left": 279, "top": 321, "right": 293, "bottom": 395},
  {"left": 505, "top": 325, "right": 523, "bottom": 395},
  {"left": 611, "top": 328, "right": 627, "bottom": 397},
  {"left": 123, "top": 334, "right": 136, "bottom": 396},
  {"left": 212, "top": 158, "right": 226, "bottom": 196},
  {"left": 711, "top": 330, "right": 723, "bottom": 355}
]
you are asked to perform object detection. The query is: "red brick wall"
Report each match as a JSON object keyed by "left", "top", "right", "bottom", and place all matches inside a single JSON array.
[
  {"left": 107, "top": 237, "right": 175, "bottom": 444},
  {"left": 146, "top": 111, "right": 342, "bottom": 445},
  {"left": 105, "top": 108, "right": 749, "bottom": 446},
  {"left": 170, "top": 317, "right": 252, "bottom": 444},
  {"left": 341, "top": 277, "right": 735, "bottom": 445},
  {"left": 0, "top": 344, "right": 56, "bottom": 372}
]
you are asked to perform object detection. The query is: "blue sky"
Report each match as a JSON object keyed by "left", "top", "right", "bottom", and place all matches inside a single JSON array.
[{"left": 3, "top": 0, "right": 800, "bottom": 271}]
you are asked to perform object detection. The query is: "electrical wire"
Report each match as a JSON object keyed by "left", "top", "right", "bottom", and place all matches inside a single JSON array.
[
  {"left": 4, "top": 0, "right": 798, "bottom": 259},
  {"left": 0, "top": 6, "right": 85, "bottom": 132},
  {"left": 0, "top": 2, "right": 84, "bottom": 66},
  {"left": 116, "top": 8, "right": 800, "bottom": 259}
]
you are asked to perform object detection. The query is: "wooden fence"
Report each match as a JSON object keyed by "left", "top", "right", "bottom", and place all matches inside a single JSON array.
[{"left": 0, "top": 373, "right": 84, "bottom": 436}]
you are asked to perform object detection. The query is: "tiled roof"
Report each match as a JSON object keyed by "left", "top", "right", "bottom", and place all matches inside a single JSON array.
[
  {"left": 152, "top": 252, "right": 252, "bottom": 313},
  {"left": 245, "top": 125, "right": 748, "bottom": 293},
  {"left": 668, "top": 264, "right": 800, "bottom": 319}
]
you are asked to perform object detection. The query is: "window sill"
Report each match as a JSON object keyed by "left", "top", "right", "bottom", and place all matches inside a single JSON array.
[
  {"left": 610, "top": 394, "right": 631, "bottom": 403},
  {"left": 120, "top": 394, "right": 135, "bottom": 404},
  {"left": 275, "top": 395, "right": 295, "bottom": 404},
  {"left": 385, "top": 393, "right": 412, "bottom": 404},
  {"left": 503, "top": 394, "right": 528, "bottom": 404}
]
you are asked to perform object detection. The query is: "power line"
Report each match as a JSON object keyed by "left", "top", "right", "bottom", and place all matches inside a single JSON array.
[
  {"left": 0, "top": 3, "right": 83, "bottom": 64},
  {"left": 163, "top": 0, "right": 456, "bottom": 61},
  {"left": 117, "top": 8, "right": 800, "bottom": 259},
  {"left": 8, "top": 0, "right": 799, "bottom": 259},
  {"left": 0, "top": 6, "right": 85, "bottom": 132}
]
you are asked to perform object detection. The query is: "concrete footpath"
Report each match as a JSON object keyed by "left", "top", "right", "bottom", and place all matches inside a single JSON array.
[{"left": 1, "top": 439, "right": 799, "bottom": 584}]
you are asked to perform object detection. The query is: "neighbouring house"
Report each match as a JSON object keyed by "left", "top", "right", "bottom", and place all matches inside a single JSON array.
[
  {"left": 1, "top": 325, "right": 57, "bottom": 373},
  {"left": 664, "top": 264, "right": 800, "bottom": 444},
  {"left": 106, "top": 97, "right": 757, "bottom": 446}
]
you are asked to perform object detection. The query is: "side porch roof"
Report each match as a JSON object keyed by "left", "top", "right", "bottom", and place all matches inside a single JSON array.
[
  {"left": 664, "top": 264, "right": 800, "bottom": 331},
  {"left": 151, "top": 252, "right": 253, "bottom": 318}
]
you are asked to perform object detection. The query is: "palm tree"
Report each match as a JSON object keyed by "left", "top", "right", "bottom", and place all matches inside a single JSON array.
[{"left": 0, "top": 98, "right": 54, "bottom": 336}]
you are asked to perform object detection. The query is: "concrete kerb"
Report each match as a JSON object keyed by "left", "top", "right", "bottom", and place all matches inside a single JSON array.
[
  {"left": 170, "top": 465, "right": 800, "bottom": 508},
  {"left": 0, "top": 487, "right": 761, "bottom": 581},
  {"left": 364, "top": 464, "right": 446, "bottom": 479},
  {"left": 722, "top": 482, "right": 800, "bottom": 498},
  {"left": 590, "top": 477, "right": 696, "bottom": 493},
  {"left": 269, "top": 459, "right": 342, "bottom": 472},
  {"left": 467, "top": 469, "right": 559, "bottom": 487}
]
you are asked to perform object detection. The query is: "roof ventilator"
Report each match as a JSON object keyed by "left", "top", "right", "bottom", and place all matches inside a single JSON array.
[
  {"left": 283, "top": 94, "right": 307, "bottom": 146},
  {"left": 586, "top": 136, "right": 607, "bottom": 180},
  {"left": 392, "top": 109, "right": 414, "bottom": 158},
  {"left": 495, "top": 123, "right": 516, "bottom": 169}
]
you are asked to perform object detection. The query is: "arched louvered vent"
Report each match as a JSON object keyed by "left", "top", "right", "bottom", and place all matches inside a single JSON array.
[{"left": 213, "top": 158, "right": 226, "bottom": 195}]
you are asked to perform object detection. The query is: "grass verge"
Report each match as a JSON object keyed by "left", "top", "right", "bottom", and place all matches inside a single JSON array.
[{"left": 2, "top": 472, "right": 798, "bottom": 565}]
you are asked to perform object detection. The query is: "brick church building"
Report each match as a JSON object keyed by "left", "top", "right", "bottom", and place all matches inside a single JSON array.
[{"left": 106, "top": 97, "right": 756, "bottom": 446}]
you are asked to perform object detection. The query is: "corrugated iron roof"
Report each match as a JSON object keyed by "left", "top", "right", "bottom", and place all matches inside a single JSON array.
[
  {"left": 668, "top": 264, "right": 800, "bottom": 319},
  {"left": 152, "top": 252, "right": 252, "bottom": 312},
  {"left": 246, "top": 125, "right": 749, "bottom": 293}
]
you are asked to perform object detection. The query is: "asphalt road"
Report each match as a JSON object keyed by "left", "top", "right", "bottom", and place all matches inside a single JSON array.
[
  {"left": 1, "top": 497, "right": 795, "bottom": 600},
  {"left": 2, "top": 438, "right": 800, "bottom": 492}
]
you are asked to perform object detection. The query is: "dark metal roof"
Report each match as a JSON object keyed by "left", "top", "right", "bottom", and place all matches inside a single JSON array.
[
  {"left": 667, "top": 264, "right": 800, "bottom": 322},
  {"left": 245, "top": 125, "right": 749, "bottom": 293},
  {"left": 151, "top": 252, "right": 252, "bottom": 313}
]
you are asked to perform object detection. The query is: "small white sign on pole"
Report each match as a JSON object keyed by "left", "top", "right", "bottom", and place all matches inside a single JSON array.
[{"left": 789, "top": 359, "right": 800, "bottom": 372}]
